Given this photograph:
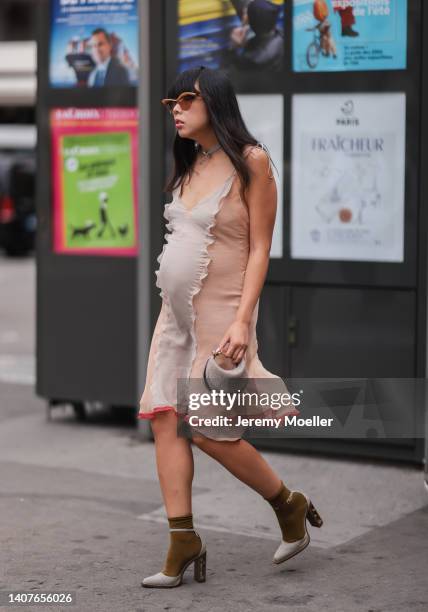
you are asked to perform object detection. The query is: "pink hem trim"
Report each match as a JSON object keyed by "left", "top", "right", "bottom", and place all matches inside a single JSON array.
[{"left": 137, "top": 406, "right": 178, "bottom": 420}]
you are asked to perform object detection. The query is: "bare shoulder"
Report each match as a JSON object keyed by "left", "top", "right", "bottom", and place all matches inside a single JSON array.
[{"left": 243, "top": 143, "right": 274, "bottom": 179}]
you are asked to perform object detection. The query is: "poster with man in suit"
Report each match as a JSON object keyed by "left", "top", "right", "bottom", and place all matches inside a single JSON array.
[
  {"left": 88, "top": 28, "right": 130, "bottom": 87},
  {"left": 49, "top": 0, "right": 138, "bottom": 88}
]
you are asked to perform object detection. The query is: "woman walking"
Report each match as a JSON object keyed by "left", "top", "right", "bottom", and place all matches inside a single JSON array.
[{"left": 138, "top": 66, "right": 323, "bottom": 588}]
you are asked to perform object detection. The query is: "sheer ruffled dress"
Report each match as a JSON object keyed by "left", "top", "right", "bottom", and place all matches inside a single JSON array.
[{"left": 138, "top": 143, "right": 299, "bottom": 440}]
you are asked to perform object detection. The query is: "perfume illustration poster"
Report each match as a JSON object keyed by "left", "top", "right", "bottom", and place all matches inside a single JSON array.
[
  {"left": 51, "top": 108, "right": 139, "bottom": 256},
  {"left": 49, "top": 0, "right": 138, "bottom": 88},
  {"left": 291, "top": 93, "right": 406, "bottom": 262},
  {"left": 178, "top": 0, "right": 285, "bottom": 75},
  {"left": 292, "top": 0, "right": 407, "bottom": 72}
]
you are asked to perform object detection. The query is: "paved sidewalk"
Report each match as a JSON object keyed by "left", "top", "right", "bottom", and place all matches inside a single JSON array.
[{"left": 0, "top": 383, "right": 427, "bottom": 612}]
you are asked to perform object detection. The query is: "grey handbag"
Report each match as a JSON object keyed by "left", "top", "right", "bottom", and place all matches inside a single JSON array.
[{"left": 203, "top": 349, "right": 249, "bottom": 394}]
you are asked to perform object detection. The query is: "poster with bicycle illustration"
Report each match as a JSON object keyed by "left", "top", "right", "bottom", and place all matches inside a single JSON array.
[
  {"left": 292, "top": 0, "right": 407, "bottom": 72},
  {"left": 290, "top": 93, "right": 406, "bottom": 262},
  {"left": 51, "top": 108, "right": 139, "bottom": 256}
]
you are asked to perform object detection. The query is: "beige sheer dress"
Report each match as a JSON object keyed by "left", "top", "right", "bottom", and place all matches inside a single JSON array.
[{"left": 137, "top": 143, "right": 298, "bottom": 440}]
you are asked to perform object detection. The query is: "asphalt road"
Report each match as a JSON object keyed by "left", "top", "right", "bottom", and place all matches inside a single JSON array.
[{"left": 0, "top": 254, "right": 428, "bottom": 612}]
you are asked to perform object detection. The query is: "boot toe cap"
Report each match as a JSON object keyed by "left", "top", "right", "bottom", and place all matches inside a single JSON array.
[
  {"left": 141, "top": 571, "right": 180, "bottom": 587},
  {"left": 273, "top": 532, "right": 310, "bottom": 564}
]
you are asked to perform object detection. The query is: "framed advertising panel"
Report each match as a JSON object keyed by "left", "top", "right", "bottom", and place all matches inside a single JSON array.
[
  {"left": 290, "top": 92, "right": 406, "bottom": 263},
  {"left": 49, "top": 0, "right": 139, "bottom": 89},
  {"left": 51, "top": 107, "right": 139, "bottom": 256},
  {"left": 36, "top": 1, "right": 141, "bottom": 408},
  {"left": 178, "top": 0, "right": 285, "bottom": 75},
  {"left": 292, "top": 0, "right": 407, "bottom": 73}
]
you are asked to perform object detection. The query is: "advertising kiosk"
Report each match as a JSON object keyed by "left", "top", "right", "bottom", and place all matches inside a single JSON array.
[{"left": 37, "top": 1, "right": 428, "bottom": 464}]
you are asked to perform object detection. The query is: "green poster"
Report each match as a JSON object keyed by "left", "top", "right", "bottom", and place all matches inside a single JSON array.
[{"left": 61, "top": 131, "right": 136, "bottom": 251}]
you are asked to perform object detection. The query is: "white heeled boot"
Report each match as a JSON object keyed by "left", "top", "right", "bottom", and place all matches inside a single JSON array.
[{"left": 141, "top": 528, "right": 207, "bottom": 588}]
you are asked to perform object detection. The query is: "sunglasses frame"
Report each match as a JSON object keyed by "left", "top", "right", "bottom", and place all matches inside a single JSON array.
[{"left": 161, "top": 91, "right": 202, "bottom": 114}]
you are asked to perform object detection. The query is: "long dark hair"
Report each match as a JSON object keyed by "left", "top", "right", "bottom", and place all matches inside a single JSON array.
[{"left": 164, "top": 66, "right": 273, "bottom": 200}]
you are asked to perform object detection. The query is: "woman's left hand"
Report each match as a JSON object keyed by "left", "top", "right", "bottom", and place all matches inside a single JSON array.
[{"left": 216, "top": 320, "right": 249, "bottom": 365}]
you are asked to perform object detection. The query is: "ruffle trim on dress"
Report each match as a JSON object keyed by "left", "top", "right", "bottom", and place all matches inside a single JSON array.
[
  {"left": 148, "top": 199, "right": 175, "bottom": 409},
  {"left": 137, "top": 405, "right": 178, "bottom": 419},
  {"left": 148, "top": 291, "right": 172, "bottom": 410},
  {"left": 154, "top": 200, "right": 174, "bottom": 302},
  {"left": 186, "top": 171, "right": 237, "bottom": 383},
  {"left": 146, "top": 170, "right": 235, "bottom": 415}
]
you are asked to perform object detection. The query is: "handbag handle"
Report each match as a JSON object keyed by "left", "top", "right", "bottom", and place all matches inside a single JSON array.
[{"left": 212, "top": 348, "right": 243, "bottom": 369}]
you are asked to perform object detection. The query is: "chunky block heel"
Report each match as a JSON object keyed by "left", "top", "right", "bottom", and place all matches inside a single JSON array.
[
  {"left": 307, "top": 500, "right": 323, "bottom": 528},
  {"left": 194, "top": 550, "right": 206, "bottom": 582},
  {"left": 141, "top": 528, "right": 207, "bottom": 588}
]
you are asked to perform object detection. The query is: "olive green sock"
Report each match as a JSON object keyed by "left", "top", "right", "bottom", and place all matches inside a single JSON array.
[
  {"left": 264, "top": 481, "right": 308, "bottom": 543},
  {"left": 162, "top": 514, "right": 202, "bottom": 577}
]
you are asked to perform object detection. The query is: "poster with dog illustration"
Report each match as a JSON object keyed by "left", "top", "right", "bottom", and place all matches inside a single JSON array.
[
  {"left": 51, "top": 107, "right": 139, "bottom": 256},
  {"left": 293, "top": 0, "right": 407, "bottom": 72}
]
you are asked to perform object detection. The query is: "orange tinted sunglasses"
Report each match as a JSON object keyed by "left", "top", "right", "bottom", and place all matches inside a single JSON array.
[{"left": 161, "top": 91, "right": 202, "bottom": 114}]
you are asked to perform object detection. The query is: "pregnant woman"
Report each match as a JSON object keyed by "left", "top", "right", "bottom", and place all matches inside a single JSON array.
[{"left": 138, "top": 66, "right": 323, "bottom": 588}]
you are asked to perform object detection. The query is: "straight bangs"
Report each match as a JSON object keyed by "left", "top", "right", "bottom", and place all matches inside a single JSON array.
[{"left": 166, "top": 67, "right": 201, "bottom": 100}]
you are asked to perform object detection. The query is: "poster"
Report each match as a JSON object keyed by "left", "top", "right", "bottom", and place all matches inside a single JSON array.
[
  {"left": 293, "top": 0, "right": 407, "bottom": 72},
  {"left": 178, "top": 0, "right": 284, "bottom": 75},
  {"left": 49, "top": 0, "right": 138, "bottom": 88},
  {"left": 51, "top": 107, "right": 139, "bottom": 256},
  {"left": 237, "top": 94, "right": 283, "bottom": 258},
  {"left": 291, "top": 93, "right": 406, "bottom": 262}
]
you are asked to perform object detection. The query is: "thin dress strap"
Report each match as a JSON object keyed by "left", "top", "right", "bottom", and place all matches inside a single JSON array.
[{"left": 244, "top": 142, "right": 275, "bottom": 180}]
